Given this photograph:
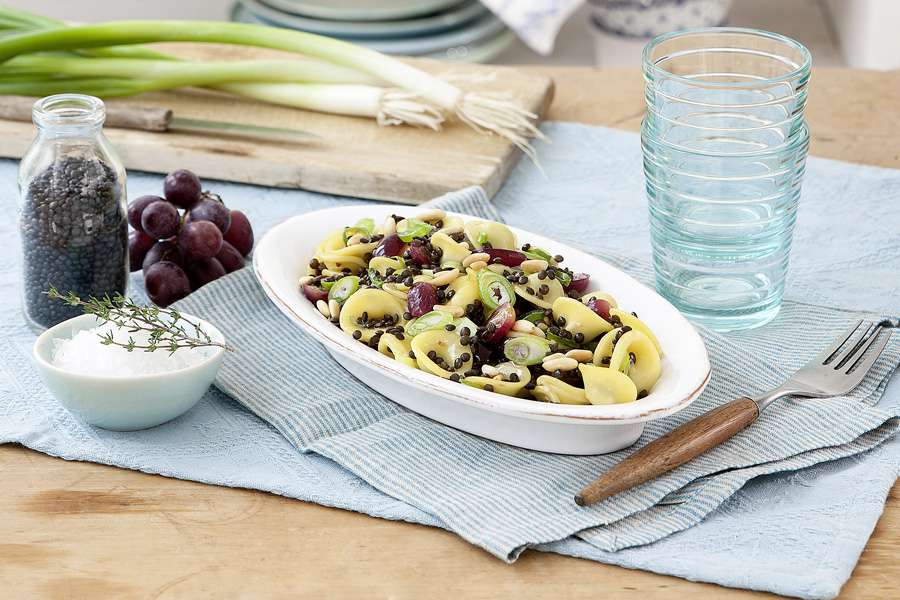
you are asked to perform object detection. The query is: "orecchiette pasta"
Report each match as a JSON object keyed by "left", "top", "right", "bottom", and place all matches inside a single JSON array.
[
  {"left": 551, "top": 297, "right": 614, "bottom": 341},
  {"left": 378, "top": 333, "right": 417, "bottom": 369},
  {"left": 579, "top": 364, "right": 638, "bottom": 405},
  {"left": 302, "top": 212, "right": 664, "bottom": 405}
]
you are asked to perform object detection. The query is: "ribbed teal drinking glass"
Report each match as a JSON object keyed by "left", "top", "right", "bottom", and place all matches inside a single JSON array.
[{"left": 642, "top": 28, "right": 812, "bottom": 331}]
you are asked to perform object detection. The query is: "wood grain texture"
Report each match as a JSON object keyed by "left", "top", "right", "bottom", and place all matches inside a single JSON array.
[
  {"left": 3, "top": 66, "right": 899, "bottom": 600},
  {"left": 577, "top": 398, "right": 759, "bottom": 505},
  {"left": 0, "top": 45, "right": 554, "bottom": 204},
  {"left": 0, "top": 96, "right": 174, "bottom": 132}
]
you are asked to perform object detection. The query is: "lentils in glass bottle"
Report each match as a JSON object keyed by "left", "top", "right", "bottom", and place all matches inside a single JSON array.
[{"left": 18, "top": 94, "right": 128, "bottom": 330}]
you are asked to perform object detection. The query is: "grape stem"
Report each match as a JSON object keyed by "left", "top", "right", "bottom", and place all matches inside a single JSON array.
[{"left": 46, "top": 287, "right": 234, "bottom": 354}]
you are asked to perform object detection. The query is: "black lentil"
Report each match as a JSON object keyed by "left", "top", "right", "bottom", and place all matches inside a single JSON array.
[{"left": 21, "top": 156, "right": 127, "bottom": 328}]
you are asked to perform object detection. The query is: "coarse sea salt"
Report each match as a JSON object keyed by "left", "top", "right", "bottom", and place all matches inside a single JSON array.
[{"left": 51, "top": 323, "right": 214, "bottom": 377}]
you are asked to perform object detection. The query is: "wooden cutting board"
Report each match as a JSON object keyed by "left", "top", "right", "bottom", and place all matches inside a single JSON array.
[{"left": 0, "top": 44, "right": 554, "bottom": 204}]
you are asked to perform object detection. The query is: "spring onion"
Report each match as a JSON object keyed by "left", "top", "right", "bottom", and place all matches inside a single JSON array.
[
  {"left": 404, "top": 310, "right": 453, "bottom": 337},
  {"left": 396, "top": 218, "right": 433, "bottom": 242},
  {"left": 0, "top": 17, "right": 542, "bottom": 152},
  {"left": 521, "top": 309, "right": 547, "bottom": 324},
  {"left": 503, "top": 336, "right": 551, "bottom": 366},
  {"left": 367, "top": 268, "right": 384, "bottom": 289},
  {"left": 477, "top": 270, "right": 515, "bottom": 311},
  {"left": 328, "top": 276, "right": 360, "bottom": 304},
  {"left": 546, "top": 330, "right": 579, "bottom": 350},
  {"left": 524, "top": 247, "right": 554, "bottom": 263}
]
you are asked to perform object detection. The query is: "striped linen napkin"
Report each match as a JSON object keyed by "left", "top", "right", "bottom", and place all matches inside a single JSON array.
[
  {"left": 176, "top": 186, "right": 900, "bottom": 560},
  {"left": 4, "top": 123, "right": 899, "bottom": 598}
]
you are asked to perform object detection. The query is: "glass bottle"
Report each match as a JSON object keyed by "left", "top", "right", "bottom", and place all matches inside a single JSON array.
[{"left": 18, "top": 94, "right": 128, "bottom": 330}]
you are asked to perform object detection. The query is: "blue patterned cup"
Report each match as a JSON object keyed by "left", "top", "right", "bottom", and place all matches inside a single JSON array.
[{"left": 642, "top": 28, "right": 812, "bottom": 331}]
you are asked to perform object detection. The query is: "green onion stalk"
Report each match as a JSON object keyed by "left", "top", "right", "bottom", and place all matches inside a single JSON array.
[
  {"left": 0, "top": 10, "right": 542, "bottom": 150},
  {"left": 0, "top": 14, "right": 440, "bottom": 129}
]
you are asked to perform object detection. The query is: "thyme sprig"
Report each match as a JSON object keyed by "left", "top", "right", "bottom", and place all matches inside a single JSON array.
[{"left": 47, "top": 287, "right": 233, "bottom": 354}]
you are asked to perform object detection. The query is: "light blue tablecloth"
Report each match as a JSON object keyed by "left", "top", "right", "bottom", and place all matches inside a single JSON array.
[{"left": 1, "top": 123, "right": 897, "bottom": 599}]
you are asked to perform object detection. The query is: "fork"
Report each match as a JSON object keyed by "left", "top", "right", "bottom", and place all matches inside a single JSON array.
[{"left": 575, "top": 319, "right": 896, "bottom": 507}]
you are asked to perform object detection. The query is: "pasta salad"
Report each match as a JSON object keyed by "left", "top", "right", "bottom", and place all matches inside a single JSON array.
[{"left": 299, "top": 210, "right": 663, "bottom": 405}]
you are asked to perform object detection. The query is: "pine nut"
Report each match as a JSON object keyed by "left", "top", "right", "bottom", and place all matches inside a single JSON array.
[
  {"left": 537, "top": 322, "right": 548, "bottom": 331},
  {"left": 544, "top": 352, "right": 565, "bottom": 362},
  {"left": 346, "top": 233, "right": 364, "bottom": 246},
  {"left": 467, "top": 260, "right": 488, "bottom": 272},
  {"left": 481, "top": 364, "right": 500, "bottom": 377},
  {"left": 416, "top": 208, "right": 446, "bottom": 222},
  {"left": 462, "top": 252, "right": 490, "bottom": 268},
  {"left": 316, "top": 300, "right": 330, "bottom": 318},
  {"left": 328, "top": 299, "right": 341, "bottom": 321},
  {"left": 298, "top": 275, "right": 314, "bottom": 287},
  {"left": 382, "top": 216, "right": 396, "bottom": 237},
  {"left": 428, "top": 268, "right": 460, "bottom": 287},
  {"left": 512, "top": 320, "right": 535, "bottom": 333},
  {"left": 521, "top": 259, "right": 549, "bottom": 274},
  {"left": 531, "top": 327, "right": 546, "bottom": 338},
  {"left": 433, "top": 304, "right": 464, "bottom": 318},
  {"left": 542, "top": 356, "right": 579, "bottom": 372},
  {"left": 566, "top": 349, "right": 593, "bottom": 363}
]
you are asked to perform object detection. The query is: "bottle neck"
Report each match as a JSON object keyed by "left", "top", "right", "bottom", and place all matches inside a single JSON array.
[{"left": 32, "top": 94, "right": 106, "bottom": 138}]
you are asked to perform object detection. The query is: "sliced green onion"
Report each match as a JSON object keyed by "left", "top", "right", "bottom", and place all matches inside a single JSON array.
[
  {"left": 524, "top": 247, "right": 554, "bottom": 263},
  {"left": 404, "top": 310, "right": 453, "bottom": 337},
  {"left": 321, "top": 279, "right": 338, "bottom": 291},
  {"left": 397, "top": 218, "right": 433, "bottom": 242},
  {"left": 476, "top": 232, "right": 489, "bottom": 247},
  {"left": 343, "top": 218, "right": 375, "bottom": 242},
  {"left": 503, "top": 336, "right": 551, "bottom": 365},
  {"left": 355, "top": 218, "right": 375, "bottom": 235},
  {"left": 367, "top": 268, "right": 384, "bottom": 289},
  {"left": 328, "top": 275, "right": 359, "bottom": 304},
  {"left": 477, "top": 270, "right": 515, "bottom": 311},
  {"left": 546, "top": 330, "right": 579, "bottom": 349},
  {"left": 521, "top": 309, "right": 546, "bottom": 324}
]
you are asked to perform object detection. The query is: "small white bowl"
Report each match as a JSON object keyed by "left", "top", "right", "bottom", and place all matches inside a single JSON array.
[{"left": 32, "top": 313, "right": 226, "bottom": 431}]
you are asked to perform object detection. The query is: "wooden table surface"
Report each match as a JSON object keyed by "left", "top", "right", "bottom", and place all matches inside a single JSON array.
[{"left": 3, "top": 67, "right": 899, "bottom": 599}]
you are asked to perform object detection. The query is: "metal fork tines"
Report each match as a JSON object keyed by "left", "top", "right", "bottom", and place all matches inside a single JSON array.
[{"left": 758, "top": 319, "right": 895, "bottom": 409}]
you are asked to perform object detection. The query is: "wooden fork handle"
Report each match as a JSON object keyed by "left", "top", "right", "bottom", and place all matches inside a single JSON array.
[{"left": 575, "top": 397, "right": 760, "bottom": 506}]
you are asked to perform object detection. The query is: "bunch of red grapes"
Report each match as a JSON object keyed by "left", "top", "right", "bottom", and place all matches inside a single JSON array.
[{"left": 128, "top": 169, "right": 254, "bottom": 307}]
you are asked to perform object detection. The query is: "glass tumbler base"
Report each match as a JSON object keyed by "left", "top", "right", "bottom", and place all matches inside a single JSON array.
[
  {"left": 656, "top": 274, "right": 783, "bottom": 332},
  {"left": 677, "top": 302, "right": 781, "bottom": 333}
]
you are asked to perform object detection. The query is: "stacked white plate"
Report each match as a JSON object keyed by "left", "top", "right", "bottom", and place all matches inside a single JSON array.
[{"left": 231, "top": 0, "right": 515, "bottom": 62}]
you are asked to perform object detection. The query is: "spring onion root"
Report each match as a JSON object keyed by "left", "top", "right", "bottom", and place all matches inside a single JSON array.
[{"left": 0, "top": 20, "right": 540, "bottom": 149}]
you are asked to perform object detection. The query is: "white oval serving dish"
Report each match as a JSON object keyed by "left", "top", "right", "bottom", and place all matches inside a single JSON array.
[
  {"left": 254, "top": 205, "right": 710, "bottom": 455},
  {"left": 33, "top": 313, "right": 226, "bottom": 431}
]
